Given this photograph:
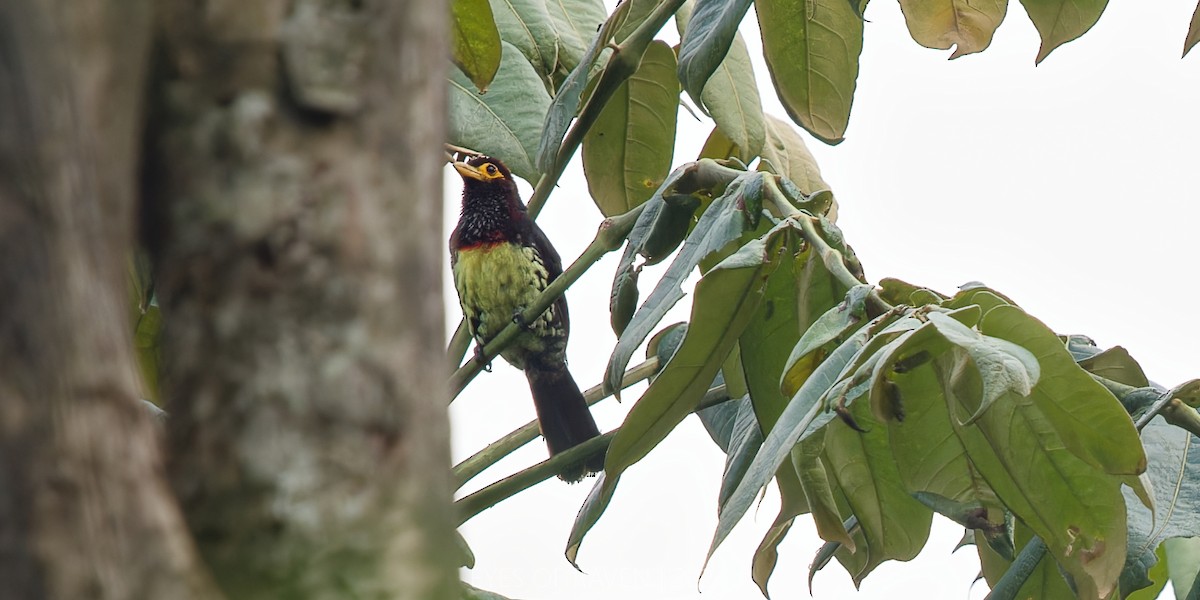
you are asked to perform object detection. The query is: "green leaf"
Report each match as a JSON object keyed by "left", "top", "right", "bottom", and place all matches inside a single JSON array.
[
  {"left": 609, "top": 263, "right": 640, "bottom": 337},
  {"left": 707, "top": 309, "right": 874, "bottom": 564},
  {"left": 604, "top": 171, "right": 759, "bottom": 394},
  {"left": 676, "top": 0, "right": 755, "bottom": 114},
  {"left": 1017, "top": 0, "right": 1109, "bottom": 64},
  {"left": 582, "top": 41, "right": 680, "bottom": 216},
  {"left": 1186, "top": 0, "right": 1200, "bottom": 58},
  {"left": 604, "top": 223, "right": 789, "bottom": 481},
  {"left": 981, "top": 305, "right": 1146, "bottom": 476},
  {"left": 897, "top": 0, "right": 1007, "bottom": 59},
  {"left": 697, "top": 395, "right": 764, "bottom": 510},
  {"left": 760, "top": 115, "right": 833, "bottom": 196},
  {"left": 535, "top": 16, "right": 610, "bottom": 173},
  {"left": 612, "top": 0, "right": 659, "bottom": 42},
  {"left": 488, "top": 0, "right": 560, "bottom": 81},
  {"left": 1166, "top": 537, "right": 1200, "bottom": 600},
  {"left": 886, "top": 362, "right": 1004, "bottom": 519},
  {"left": 449, "top": 42, "right": 551, "bottom": 182},
  {"left": 780, "top": 284, "right": 871, "bottom": 398},
  {"left": 1124, "top": 544, "right": 1169, "bottom": 600},
  {"left": 565, "top": 471, "right": 619, "bottom": 567},
  {"left": 544, "top": 0, "right": 608, "bottom": 72},
  {"left": 823, "top": 407, "right": 933, "bottom": 584},
  {"left": 940, "top": 342, "right": 1130, "bottom": 599},
  {"left": 452, "top": 0, "right": 503, "bottom": 92},
  {"left": 698, "top": 126, "right": 742, "bottom": 161},
  {"left": 1078, "top": 345, "right": 1150, "bottom": 387},
  {"left": 751, "top": 462, "right": 810, "bottom": 595},
  {"left": 795, "top": 430, "right": 854, "bottom": 548},
  {"left": 1121, "top": 419, "right": 1200, "bottom": 595},
  {"left": 925, "top": 311, "right": 1040, "bottom": 425},
  {"left": 676, "top": 0, "right": 766, "bottom": 162},
  {"left": 756, "top": 0, "right": 863, "bottom": 144}
]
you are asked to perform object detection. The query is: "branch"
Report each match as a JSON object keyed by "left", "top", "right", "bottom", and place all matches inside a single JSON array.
[
  {"left": 984, "top": 537, "right": 1047, "bottom": 600},
  {"left": 525, "top": 0, "right": 688, "bottom": 218},
  {"left": 455, "top": 383, "right": 730, "bottom": 524},
  {"left": 454, "top": 356, "right": 661, "bottom": 488},
  {"left": 448, "top": 204, "right": 645, "bottom": 399}
]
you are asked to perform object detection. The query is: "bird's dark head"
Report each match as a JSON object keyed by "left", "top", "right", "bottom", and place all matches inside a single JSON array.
[
  {"left": 451, "top": 156, "right": 526, "bottom": 247},
  {"left": 453, "top": 156, "right": 521, "bottom": 208}
]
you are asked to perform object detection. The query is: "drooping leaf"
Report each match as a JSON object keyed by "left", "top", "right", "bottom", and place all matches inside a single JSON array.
[
  {"left": 610, "top": 263, "right": 640, "bottom": 336},
  {"left": 697, "top": 395, "right": 764, "bottom": 510},
  {"left": 751, "top": 462, "right": 810, "bottom": 595},
  {"left": 605, "top": 171, "right": 759, "bottom": 394},
  {"left": 449, "top": 42, "right": 551, "bottom": 182},
  {"left": 676, "top": 0, "right": 766, "bottom": 162},
  {"left": 886, "top": 363, "right": 1004, "bottom": 521},
  {"left": 565, "top": 471, "right": 619, "bottom": 567},
  {"left": 1186, "top": 0, "right": 1200, "bottom": 58},
  {"left": 677, "top": 0, "right": 755, "bottom": 113},
  {"left": 544, "top": 0, "right": 609, "bottom": 72},
  {"left": 1017, "top": 0, "right": 1109, "bottom": 64},
  {"left": 780, "top": 284, "right": 871, "bottom": 397},
  {"left": 795, "top": 430, "right": 854, "bottom": 548},
  {"left": 756, "top": 0, "right": 863, "bottom": 143},
  {"left": 940, "top": 343, "right": 1130, "bottom": 599},
  {"left": 981, "top": 306, "right": 1146, "bottom": 476},
  {"left": 582, "top": 41, "right": 680, "bottom": 216},
  {"left": 823, "top": 406, "right": 934, "bottom": 584},
  {"left": 489, "top": 0, "right": 560, "bottom": 79},
  {"left": 605, "top": 223, "right": 789, "bottom": 482},
  {"left": 707, "top": 309, "right": 875, "bottom": 564},
  {"left": 452, "top": 0, "right": 503, "bottom": 91},
  {"left": 536, "top": 17, "right": 611, "bottom": 173},
  {"left": 896, "top": 0, "right": 1007, "bottom": 59}
]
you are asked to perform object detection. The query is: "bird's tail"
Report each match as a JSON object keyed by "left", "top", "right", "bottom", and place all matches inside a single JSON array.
[{"left": 526, "top": 364, "right": 605, "bottom": 482}]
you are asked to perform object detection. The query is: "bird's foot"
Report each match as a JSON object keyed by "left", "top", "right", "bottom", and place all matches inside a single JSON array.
[
  {"left": 473, "top": 344, "right": 492, "bottom": 372},
  {"left": 511, "top": 308, "right": 528, "bottom": 329}
]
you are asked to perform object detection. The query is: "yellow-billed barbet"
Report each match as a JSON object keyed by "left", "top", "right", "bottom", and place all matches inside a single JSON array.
[{"left": 450, "top": 156, "right": 604, "bottom": 482}]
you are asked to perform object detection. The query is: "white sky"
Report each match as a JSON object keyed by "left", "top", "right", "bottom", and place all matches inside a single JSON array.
[{"left": 448, "top": 2, "right": 1200, "bottom": 598}]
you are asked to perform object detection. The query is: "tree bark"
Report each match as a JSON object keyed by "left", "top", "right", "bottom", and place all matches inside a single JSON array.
[
  {"left": 146, "top": 0, "right": 456, "bottom": 598},
  {"left": 0, "top": 1, "right": 218, "bottom": 598}
]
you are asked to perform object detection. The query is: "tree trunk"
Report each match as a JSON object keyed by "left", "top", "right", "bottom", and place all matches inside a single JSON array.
[
  {"left": 146, "top": 0, "right": 456, "bottom": 598},
  {"left": 0, "top": 1, "right": 218, "bottom": 598}
]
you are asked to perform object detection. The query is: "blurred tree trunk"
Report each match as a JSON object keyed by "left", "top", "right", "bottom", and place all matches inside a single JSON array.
[
  {"left": 145, "top": 0, "right": 456, "bottom": 598},
  {"left": 0, "top": 1, "right": 219, "bottom": 598}
]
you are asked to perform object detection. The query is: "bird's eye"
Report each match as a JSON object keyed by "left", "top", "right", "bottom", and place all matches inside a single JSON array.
[{"left": 486, "top": 164, "right": 498, "bottom": 176}]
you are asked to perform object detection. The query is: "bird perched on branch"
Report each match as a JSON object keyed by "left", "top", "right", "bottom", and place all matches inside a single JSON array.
[{"left": 450, "top": 156, "right": 604, "bottom": 482}]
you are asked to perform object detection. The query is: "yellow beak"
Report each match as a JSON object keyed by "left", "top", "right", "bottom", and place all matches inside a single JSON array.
[{"left": 453, "top": 161, "right": 487, "bottom": 181}]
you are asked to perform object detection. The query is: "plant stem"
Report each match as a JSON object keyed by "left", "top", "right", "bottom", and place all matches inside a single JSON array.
[
  {"left": 454, "top": 357, "right": 661, "bottom": 488},
  {"left": 985, "top": 537, "right": 1047, "bottom": 600}
]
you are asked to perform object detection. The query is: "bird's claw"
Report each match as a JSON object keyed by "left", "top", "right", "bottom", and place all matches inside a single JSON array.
[
  {"left": 511, "top": 309, "right": 528, "bottom": 328},
  {"left": 473, "top": 344, "right": 492, "bottom": 372}
]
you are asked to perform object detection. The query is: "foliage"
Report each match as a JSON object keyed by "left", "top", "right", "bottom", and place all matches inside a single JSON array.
[{"left": 439, "top": 0, "right": 1200, "bottom": 599}]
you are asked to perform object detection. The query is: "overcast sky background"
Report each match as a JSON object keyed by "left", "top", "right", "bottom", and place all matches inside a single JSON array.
[{"left": 447, "top": 2, "right": 1200, "bottom": 598}]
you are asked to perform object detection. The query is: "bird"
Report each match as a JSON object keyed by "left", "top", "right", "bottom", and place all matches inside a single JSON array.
[{"left": 449, "top": 155, "right": 605, "bottom": 482}]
